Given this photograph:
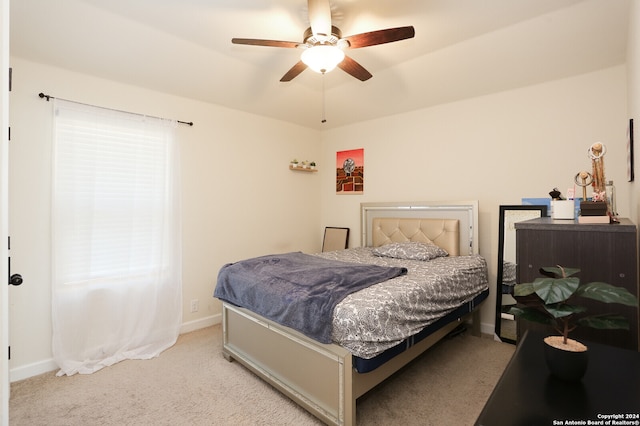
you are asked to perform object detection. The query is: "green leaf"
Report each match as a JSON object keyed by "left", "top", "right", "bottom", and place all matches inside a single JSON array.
[
  {"left": 508, "top": 306, "right": 554, "bottom": 325},
  {"left": 513, "top": 282, "right": 535, "bottom": 297},
  {"left": 574, "top": 282, "right": 639, "bottom": 306},
  {"left": 543, "top": 303, "right": 586, "bottom": 319},
  {"left": 541, "top": 266, "right": 581, "bottom": 278},
  {"left": 532, "top": 276, "right": 580, "bottom": 304},
  {"left": 577, "top": 314, "right": 630, "bottom": 330}
]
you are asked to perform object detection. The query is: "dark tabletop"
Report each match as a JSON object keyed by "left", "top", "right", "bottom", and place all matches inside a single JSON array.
[{"left": 475, "top": 330, "right": 640, "bottom": 426}]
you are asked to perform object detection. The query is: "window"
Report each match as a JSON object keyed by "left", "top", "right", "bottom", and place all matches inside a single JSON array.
[{"left": 51, "top": 99, "right": 182, "bottom": 376}]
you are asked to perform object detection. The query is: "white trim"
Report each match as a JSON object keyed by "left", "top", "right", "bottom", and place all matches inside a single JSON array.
[
  {"left": 463, "top": 317, "right": 493, "bottom": 337},
  {"left": 479, "top": 321, "right": 494, "bottom": 336},
  {"left": 10, "top": 314, "right": 222, "bottom": 382},
  {"left": 10, "top": 359, "right": 58, "bottom": 383},
  {"left": 1, "top": 0, "right": 10, "bottom": 422},
  {"left": 180, "top": 314, "right": 220, "bottom": 334}
]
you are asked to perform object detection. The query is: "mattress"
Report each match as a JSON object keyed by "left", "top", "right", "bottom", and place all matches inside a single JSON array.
[
  {"left": 314, "top": 247, "right": 489, "bottom": 360},
  {"left": 352, "top": 289, "right": 489, "bottom": 373}
]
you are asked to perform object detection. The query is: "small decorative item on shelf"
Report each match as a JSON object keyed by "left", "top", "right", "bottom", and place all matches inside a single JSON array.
[
  {"left": 576, "top": 143, "right": 614, "bottom": 223},
  {"left": 289, "top": 159, "right": 317, "bottom": 172},
  {"left": 606, "top": 180, "right": 617, "bottom": 215},
  {"left": 549, "top": 188, "right": 574, "bottom": 220}
]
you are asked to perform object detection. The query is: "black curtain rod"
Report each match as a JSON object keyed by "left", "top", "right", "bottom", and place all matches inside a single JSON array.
[{"left": 38, "top": 92, "right": 194, "bottom": 127}]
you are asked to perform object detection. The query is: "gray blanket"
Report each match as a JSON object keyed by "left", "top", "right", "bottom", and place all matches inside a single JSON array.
[{"left": 214, "top": 251, "right": 407, "bottom": 343}]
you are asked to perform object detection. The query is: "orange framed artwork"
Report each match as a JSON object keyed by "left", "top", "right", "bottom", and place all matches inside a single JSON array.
[{"left": 336, "top": 148, "right": 364, "bottom": 194}]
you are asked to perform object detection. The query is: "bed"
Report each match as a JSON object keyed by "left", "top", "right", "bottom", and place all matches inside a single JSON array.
[{"left": 215, "top": 201, "right": 488, "bottom": 426}]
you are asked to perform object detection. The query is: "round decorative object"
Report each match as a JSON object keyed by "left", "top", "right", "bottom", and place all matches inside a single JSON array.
[
  {"left": 574, "top": 171, "right": 593, "bottom": 187},
  {"left": 587, "top": 142, "right": 607, "bottom": 160},
  {"left": 343, "top": 158, "right": 356, "bottom": 174},
  {"left": 543, "top": 336, "right": 589, "bottom": 382},
  {"left": 574, "top": 171, "right": 594, "bottom": 201}
]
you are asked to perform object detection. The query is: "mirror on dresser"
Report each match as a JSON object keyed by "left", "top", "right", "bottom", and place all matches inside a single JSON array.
[{"left": 495, "top": 205, "right": 547, "bottom": 343}]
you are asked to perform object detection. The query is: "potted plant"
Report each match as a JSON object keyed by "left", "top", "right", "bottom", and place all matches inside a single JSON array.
[
  {"left": 290, "top": 159, "right": 299, "bottom": 168},
  {"left": 509, "top": 265, "right": 638, "bottom": 381},
  {"left": 310, "top": 161, "right": 316, "bottom": 170}
]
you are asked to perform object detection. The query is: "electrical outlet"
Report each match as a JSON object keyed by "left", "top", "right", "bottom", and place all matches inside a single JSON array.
[{"left": 190, "top": 299, "right": 199, "bottom": 313}]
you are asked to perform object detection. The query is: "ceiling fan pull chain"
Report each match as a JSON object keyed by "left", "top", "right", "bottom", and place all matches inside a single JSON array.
[{"left": 321, "top": 73, "right": 327, "bottom": 123}]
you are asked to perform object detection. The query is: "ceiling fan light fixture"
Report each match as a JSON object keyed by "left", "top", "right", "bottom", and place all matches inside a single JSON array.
[{"left": 301, "top": 45, "right": 345, "bottom": 74}]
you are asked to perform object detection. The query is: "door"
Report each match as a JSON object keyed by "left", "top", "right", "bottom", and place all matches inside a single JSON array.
[{"left": 1, "top": 0, "right": 10, "bottom": 423}]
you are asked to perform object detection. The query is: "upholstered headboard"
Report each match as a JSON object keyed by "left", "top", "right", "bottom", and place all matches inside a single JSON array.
[
  {"left": 371, "top": 218, "right": 460, "bottom": 256},
  {"left": 361, "top": 201, "right": 479, "bottom": 256}
]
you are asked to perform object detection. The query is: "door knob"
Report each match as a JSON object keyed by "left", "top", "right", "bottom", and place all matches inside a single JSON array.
[{"left": 9, "top": 273, "right": 23, "bottom": 286}]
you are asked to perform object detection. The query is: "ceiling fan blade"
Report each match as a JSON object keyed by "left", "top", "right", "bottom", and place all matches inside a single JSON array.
[
  {"left": 308, "top": 0, "right": 332, "bottom": 38},
  {"left": 337, "top": 55, "right": 372, "bottom": 81},
  {"left": 232, "top": 38, "right": 300, "bottom": 49},
  {"left": 343, "top": 26, "right": 415, "bottom": 49},
  {"left": 280, "top": 61, "right": 308, "bottom": 82}
]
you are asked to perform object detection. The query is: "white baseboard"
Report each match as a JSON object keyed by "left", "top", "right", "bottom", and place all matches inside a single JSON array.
[
  {"left": 10, "top": 358, "right": 58, "bottom": 383},
  {"left": 480, "top": 322, "right": 494, "bottom": 336},
  {"left": 10, "top": 314, "right": 223, "bottom": 383},
  {"left": 179, "top": 314, "right": 221, "bottom": 334},
  {"left": 463, "top": 316, "right": 494, "bottom": 337}
]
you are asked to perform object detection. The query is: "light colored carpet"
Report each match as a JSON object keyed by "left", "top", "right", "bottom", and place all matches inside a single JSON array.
[{"left": 10, "top": 324, "right": 514, "bottom": 425}]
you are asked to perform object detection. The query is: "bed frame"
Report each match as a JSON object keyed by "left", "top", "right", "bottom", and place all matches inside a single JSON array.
[{"left": 221, "top": 201, "right": 483, "bottom": 425}]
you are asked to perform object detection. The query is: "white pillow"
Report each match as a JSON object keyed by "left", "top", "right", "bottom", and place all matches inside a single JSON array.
[{"left": 372, "top": 241, "right": 448, "bottom": 261}]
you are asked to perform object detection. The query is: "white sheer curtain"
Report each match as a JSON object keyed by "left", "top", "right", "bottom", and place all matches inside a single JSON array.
[{"left": 52, "top": 99, "right": 182, "bottom": 376}]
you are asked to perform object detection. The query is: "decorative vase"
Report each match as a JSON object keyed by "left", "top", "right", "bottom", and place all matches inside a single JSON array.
[{"left": 543, "top": 336, "right": 589, "bottom": 382}]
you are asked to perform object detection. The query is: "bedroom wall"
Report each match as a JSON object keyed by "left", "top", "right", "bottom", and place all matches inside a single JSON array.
[
  {"left": 7, "top": 60, "right": 630, "bottom": 379},
  {"left": 7, "top": 57, "right": 322, "bottom": 380},
  {"left": 319, "top": 65, "right": 629, "bottom": 336}
]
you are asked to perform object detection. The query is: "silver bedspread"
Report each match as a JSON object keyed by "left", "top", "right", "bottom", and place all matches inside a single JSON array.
[{"left": 314, "top": 247, "right": 488, "bottom": 359}]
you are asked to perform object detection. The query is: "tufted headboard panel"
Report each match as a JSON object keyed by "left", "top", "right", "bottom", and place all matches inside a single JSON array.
[
  {"left": 371, "top": 218, "right": 460, "bottom": 256},
  {"left": 361, "top": 201, "right": 479, "bottom": 255}
]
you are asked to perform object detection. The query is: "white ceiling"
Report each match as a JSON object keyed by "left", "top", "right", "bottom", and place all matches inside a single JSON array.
[{"left": 10, "top": 0, "right": 630, "bottom": 130}]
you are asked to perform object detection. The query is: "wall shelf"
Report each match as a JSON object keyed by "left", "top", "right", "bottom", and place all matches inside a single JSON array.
[{"left": 289, "top": 165, "right": 318, "bottom": 172}]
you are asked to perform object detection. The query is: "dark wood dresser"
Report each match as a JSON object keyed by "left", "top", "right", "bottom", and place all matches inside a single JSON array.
[{"left": 515, "top": 217, "right": 638, "bottom": 351}]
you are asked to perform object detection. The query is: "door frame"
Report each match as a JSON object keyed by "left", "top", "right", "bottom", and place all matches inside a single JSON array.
[{"left": 1, "top": 0, "right": 11, "bottom": 423}]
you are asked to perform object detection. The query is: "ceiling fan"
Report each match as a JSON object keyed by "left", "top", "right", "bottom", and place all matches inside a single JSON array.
[{"left": 231, "top": 0, "right": 415, "bottom": 82}]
